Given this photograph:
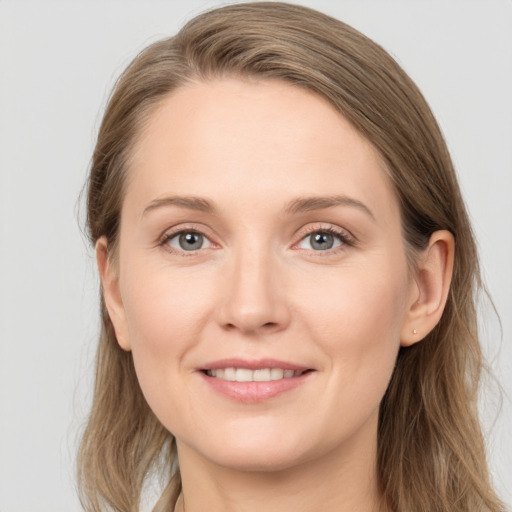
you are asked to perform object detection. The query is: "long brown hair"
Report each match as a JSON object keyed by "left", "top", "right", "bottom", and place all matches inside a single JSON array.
[{"left": 79, "top": 3, "right": 505, "bottom": 511}]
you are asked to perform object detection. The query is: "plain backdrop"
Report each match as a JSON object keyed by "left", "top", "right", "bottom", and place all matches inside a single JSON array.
[{"left": 0, "top": 1, "right": 511, "bottom": 510}]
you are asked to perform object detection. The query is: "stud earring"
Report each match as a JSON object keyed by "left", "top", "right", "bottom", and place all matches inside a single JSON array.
[{"left": 412, "top": 329, "right": 418, "bottom": 335}]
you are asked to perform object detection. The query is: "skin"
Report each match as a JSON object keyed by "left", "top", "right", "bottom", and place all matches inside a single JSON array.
[{"left": 98, "top": 78, "right": 454, "bottom": 512}]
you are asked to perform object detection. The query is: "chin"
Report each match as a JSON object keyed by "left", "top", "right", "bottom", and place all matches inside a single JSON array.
[
  {"left": 207, "top": 446, "right": 311, "bottom": 473},
  {"left": 180, "top": 425, "right": 320, "bottom": 473}
]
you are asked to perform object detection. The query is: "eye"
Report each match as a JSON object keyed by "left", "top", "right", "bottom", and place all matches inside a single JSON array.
[
  {"left": 296, "top": 228, "right": 348, "bottom": 251},
  {"left": 166, "top": 231, "right": 212, "bottom": 252}
]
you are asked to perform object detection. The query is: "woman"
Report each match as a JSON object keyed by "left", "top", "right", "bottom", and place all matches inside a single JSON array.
[{"left": 78, "top": 3, "right": 505, "bottom": 511}]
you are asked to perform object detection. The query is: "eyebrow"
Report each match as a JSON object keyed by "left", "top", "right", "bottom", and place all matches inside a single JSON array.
[
  {"left": 142, "top": 196, "right": 216, "bottom": 217},
  {"left": 284, "top": 195, "right": 375, "bottom": 219},
  {"left": 142, "top": 194, "right": 374, "bottom": 219}
]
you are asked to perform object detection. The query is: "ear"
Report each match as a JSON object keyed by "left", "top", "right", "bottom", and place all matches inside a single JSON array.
[
  {"left": 96, "top": 236, "right": 132, "bottom": 351},
  {"left": 401, "top": 230, "right": 455, "bottom": 347}
]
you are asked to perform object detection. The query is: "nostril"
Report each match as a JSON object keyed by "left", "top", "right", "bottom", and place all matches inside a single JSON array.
[{"left": 222, "top": 320, "right": 279, "bottom": 334}]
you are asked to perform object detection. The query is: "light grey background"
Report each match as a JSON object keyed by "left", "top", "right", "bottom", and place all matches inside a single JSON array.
[{"left": 0, "top": 1, "right": 510, "bottom": 510}]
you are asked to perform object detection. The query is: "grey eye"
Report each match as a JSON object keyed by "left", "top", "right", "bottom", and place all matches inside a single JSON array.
[
  {"left": 297, "top": 231, "right": 343, "bottom": 251},
  {"left": 168, "top": 232, "right": 211, "bottom": 251},
  {"left": 310, "top": 232, "right": 334, "bottom": 250}
]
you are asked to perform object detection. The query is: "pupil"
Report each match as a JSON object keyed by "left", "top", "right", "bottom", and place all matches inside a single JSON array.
[
  {"left": 179, "top": 232, "right": 203, "bottom": 251},
  {"left": 311, "top": 232, "right": 334, "bottom": 250}
]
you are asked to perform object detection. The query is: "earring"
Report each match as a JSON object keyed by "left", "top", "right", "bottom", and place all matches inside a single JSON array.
[{"left": 412, "top": 329, "right": 418, "bottom": 335}]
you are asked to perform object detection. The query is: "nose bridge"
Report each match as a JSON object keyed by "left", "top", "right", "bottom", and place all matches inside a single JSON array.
[{"left": 216, "top": 235, "right": 289, "bottom": 333}]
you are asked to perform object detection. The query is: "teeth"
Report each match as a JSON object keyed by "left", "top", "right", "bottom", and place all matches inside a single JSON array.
[
  {"left": 235, "top": 368, "right": 253, "bottom": 382},
  {"left": 224, "top": 367, "right": 236, "bottom": 380},
  {"left": 270, "top": 368, "right": 284, "bottom": 380},
  {"left": 254, "top": 368, "right": 271, "bottom": 381},
  {"left": 207, "top": 367, "right": 304, "bottom": 382}
]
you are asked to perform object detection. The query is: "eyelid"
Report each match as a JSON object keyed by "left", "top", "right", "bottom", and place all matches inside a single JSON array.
[
  {"left": 292, "top": 223, "right": 357, "bottom": 252},
  {"left": 156, "top": 222, "right": 356, "bottom": 256},
  {"left": 158, "top": 223, "right": 218, "bottom": 255}
]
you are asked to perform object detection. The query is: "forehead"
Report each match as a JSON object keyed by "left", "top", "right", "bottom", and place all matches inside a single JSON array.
[{"left": 125, "top": 78, "right": 398, "bottom": 222}]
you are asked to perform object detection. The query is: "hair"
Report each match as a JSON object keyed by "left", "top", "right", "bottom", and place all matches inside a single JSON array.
[{"left": 79, "top": 2, "right": 505, "bottom": 511}]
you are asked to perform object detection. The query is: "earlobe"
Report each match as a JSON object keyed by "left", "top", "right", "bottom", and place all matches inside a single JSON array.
[
  {"left": 96, "top": 237, "right": 132, "bottom": 351},
  {"left": 401, "top": 230, "right": 455, "bottom": 347}
]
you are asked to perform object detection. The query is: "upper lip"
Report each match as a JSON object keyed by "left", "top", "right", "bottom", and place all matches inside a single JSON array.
[{"left": 200, "top": 358, "right": 311, "bottom": 372}]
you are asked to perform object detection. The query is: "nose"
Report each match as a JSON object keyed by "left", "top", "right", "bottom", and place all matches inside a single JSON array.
[{"left": 215, "top": 244, "right": 291, "bottom": 335}]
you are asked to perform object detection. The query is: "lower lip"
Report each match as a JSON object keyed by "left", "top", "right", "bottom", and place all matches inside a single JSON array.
[{"left": 199, "top": 371, "right": 312, "bottom": 404}]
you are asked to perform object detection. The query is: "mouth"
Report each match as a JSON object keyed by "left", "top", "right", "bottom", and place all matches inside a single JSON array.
[
  {"left": 203, "top": 367, "right": 310, "bottom": 381},
  {"left": 198, "top": 359, "right": 314, "bottom": 403}
]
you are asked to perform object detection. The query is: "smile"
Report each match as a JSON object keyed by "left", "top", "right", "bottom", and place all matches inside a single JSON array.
[
  {"left": 199, "top": 360, "right": 314, "bottom": 403},
  {"left": 205, "top": 368, "right": 307, "bottom": 381}
]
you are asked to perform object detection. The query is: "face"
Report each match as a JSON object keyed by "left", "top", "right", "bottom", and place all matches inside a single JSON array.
[{"left": 104, "top": 78, "right": 418, "bottom": 472}]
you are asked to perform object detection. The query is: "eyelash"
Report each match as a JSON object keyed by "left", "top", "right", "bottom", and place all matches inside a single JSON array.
[
  {"left": 158, "top": 224, "right": 214, "bottom": 257},
  {"left": 159, "top": 224, "right": 356, "bottom": 257},
  {"left": 294, "top": 225, "right": 356, "bottom": 255}
]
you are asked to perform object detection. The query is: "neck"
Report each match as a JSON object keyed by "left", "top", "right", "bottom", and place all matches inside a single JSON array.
[{"left": 176, "top": 421, "right": 384, "bottom": 512}]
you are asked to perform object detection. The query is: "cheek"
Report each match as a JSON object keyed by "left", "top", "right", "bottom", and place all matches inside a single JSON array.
[
  {"left": 118, "top": 259, "right": 216, "bottom": 395},
  {"left": 302, "top": 257, "right": 407, "bottom": 337},
  {"left": 121, "top": 257, "right": 211, "bottom": 346},
  {"left": 117, "top": 262, "right": 221, "bottom": 434},
  {"left": 298, "top": 260, "right": 408, "bottom": 407}
]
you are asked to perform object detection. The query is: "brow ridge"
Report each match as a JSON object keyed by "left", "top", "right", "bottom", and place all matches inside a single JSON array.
[
  {"left": 142, "top": 194, "right": 374, "bottom": 219},
  {"left": 142, "top": 196, "right": 215, "bottom": 217},
  {"left": 285, "top": 195, "right": 374, "bottom": 219}
]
